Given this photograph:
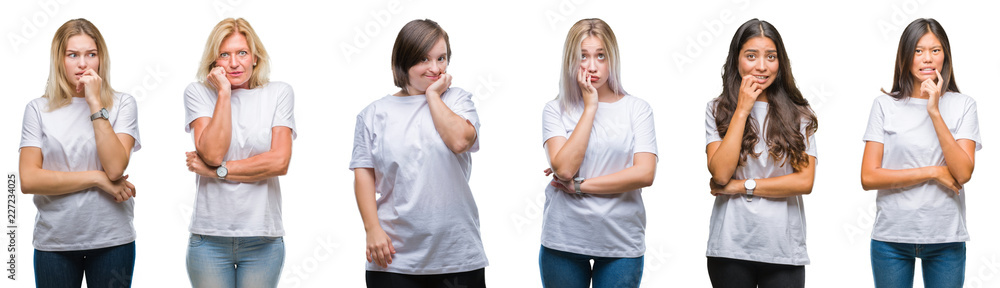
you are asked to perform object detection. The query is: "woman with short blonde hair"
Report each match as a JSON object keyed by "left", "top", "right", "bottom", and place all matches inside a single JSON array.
[{"left": 183, "top": 17, "right": 296, "bottom": 288}]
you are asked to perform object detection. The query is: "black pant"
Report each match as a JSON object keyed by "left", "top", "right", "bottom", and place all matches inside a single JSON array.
[
  {"left": 366, "top": 268, "right": 486, "bottom": 288},
  {"left": 707, "top": 257, "right": 804, "bottom": 288}
]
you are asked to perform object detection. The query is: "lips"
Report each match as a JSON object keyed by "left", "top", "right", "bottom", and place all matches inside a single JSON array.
[
  {"left": 590, "top": 76, "right": 599, "bottom": 82},
  {"left": 427, "top": 75, "right": 440, "bottom": 81},
  {"left": 919, "top": 67, "right": 937, "bottom": 74},
  {"left": 228, "top": 71, "right": 243, "bottom": 77},
  {"left": 753, "top": 75, "right": 769, "bottom": 83}
]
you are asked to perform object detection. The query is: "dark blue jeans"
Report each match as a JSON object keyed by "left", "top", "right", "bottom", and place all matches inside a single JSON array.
[
  {"left": 34, "top": 241, "right": 136, "bottom": 288},
  {"left": 871, "top": 239, "right": 965, "bottom": 288},
  {"left": 538, "top": 245, "right": 643, "bottom": 288}
]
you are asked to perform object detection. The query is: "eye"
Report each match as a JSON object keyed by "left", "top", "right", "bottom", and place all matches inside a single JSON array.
[
  {"left": 68, "top": 53, "right": 77, "bottom": 58},
  {"left": 746, "top": 54, "right": 755, "bottom": 60},
  {"left": 914, "top": 49, "right": 922, "bottom": 54},
  {"left": 238, "top": 51, "right": 248, "bottom": 56},
  {"left": 220, "top": 52, "right": 230, "bottom": 57},
  {"left": 88, "top": 53, "right": 97, "bottom": 57},
  {"left": 581, "top": 54, "right": 587, "bottom": 60},
  {"left": 767, "top": 54, "right": 776, "bottom": 60},
  {"left": 932, "top": 49, "right": 941, "bottom": 53},
  {"left": 597, "top": 53, "right": 605, "bottom": 60},
  {"left": 421, "top": 57, "right": 429, "bottom": 62},
  {"left": 437, "top": 56, "right": 446, "bottom": 62}
]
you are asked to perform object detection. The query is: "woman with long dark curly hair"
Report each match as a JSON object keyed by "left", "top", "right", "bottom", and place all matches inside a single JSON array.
[{"left": 704, "top": 18, "right": 818, "bottom": 288}]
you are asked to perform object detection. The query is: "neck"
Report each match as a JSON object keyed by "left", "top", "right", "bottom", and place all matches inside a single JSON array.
[
  {"left": 757, "top": 91, "right": 769, "bottom": 103},
  {"left": 596, "top": 85, "right": 620, "bottom": 103},
  {"left": 910, "top": 83, "right": 928, "bottom": 99}
]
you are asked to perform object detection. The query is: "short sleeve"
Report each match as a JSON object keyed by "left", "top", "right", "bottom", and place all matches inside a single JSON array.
[
  {"left": 183, "top": 83, "right": 215, "bottom": 133},
  {"left": 112, "top": 94, "right": 142, "bottom": 152},
  {"left": 445, "top": 88, "right": 480, "bottom": 152},
  {"left": 542, "top": 101, "right": 566, "bottom": 145},
  {"left": 271, "top": 83, "right": 297, "bottom": 140},
  {"left": 631, "top": 98, "right": 657, "bottom": 156},
  {"left": 955, "top": 97, "right": 982, "bottom": 151},
  {"left": 349, "top": 111, "right": 374, "bottom": 170},
  {"left": 19, "top": 100, "right": 42, "bottom": 149},
  {"left": 802, "top": 120, "right": 818, "bottom": 159},
  {"left": 705, "top": 100, "right": 722, "bottom": 145},
  {"left": 862, "top": 97, "right": 886, "bottom": 144}
]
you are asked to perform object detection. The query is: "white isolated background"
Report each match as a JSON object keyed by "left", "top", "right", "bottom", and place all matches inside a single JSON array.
[{"left": 1, "top": 0, "right": 997, "bottom": 287}]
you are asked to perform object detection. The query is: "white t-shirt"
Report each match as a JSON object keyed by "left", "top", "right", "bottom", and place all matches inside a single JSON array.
[
  {"left": 704, "top": 100, "right": 816, "bottom": 266},
  {"left": 19, "top": 93, "right": 141, "bottom": 251},
  {"left": 183, "top": 81, "right": 296, "bottom": 237},
  {"left": 863, "top": 92, "right": 981, "bottom": 244},
  {"left": 540, "top": 95, "right": 658, "bottom": 258},
  {"left": 349, "top": 87, "right": 488, "bottom": 274}
]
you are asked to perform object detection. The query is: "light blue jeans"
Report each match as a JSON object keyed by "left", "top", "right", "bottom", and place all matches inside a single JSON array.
[
  {"left": 186, "top": 234, "right": 285, "bottom": 288},
  {"left": 871, "top": 239, "right": 965, "bottom": 288},
  {"left": 538, "top": 245, "right": 643, "bottom": 288}
]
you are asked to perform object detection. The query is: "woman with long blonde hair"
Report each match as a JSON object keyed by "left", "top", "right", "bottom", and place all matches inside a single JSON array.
[
  {"left": 19, "top": 18, "right": 140, "bottom": 287},
  {"left": 539, "top": 18, "right": 657, "bottom": 288}
]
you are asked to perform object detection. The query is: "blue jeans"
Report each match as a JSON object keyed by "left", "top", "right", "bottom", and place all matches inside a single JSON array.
[
  {"left": 34, "top": 241, "right": 136, "bottom": 288},
  {"left": 538, "top": 245, "right": 643, "bottom": 288},
  {"left": 186, "top": 234, "right": 285, "bottom": 288},
  {"left": 871, "top": 239, "right": 965, "bottom": 288}
]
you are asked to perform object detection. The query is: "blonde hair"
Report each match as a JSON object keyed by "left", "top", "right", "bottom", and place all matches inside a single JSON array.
[
  {"left": 196, "top": 18, "right": 270, "bottom": 89},
  {"left": 45, "top": 18, "right": 114, "bottom": 111},
  {"left": 558, "top": 18, "right": 626, "bottom": 113}
]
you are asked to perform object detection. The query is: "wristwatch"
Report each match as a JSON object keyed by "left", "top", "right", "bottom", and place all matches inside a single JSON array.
[
  {"left": 744, "top": 178, "right": 756, "bottom": 202},
  {"left": 90, "top": 108, "right": 109, "bottom": 121},
  {"left": 216, "top": 161, "right": 228, "bottom": 180},
  {"left": 573, "top": 177, "right": 586, "bottom": 195}
]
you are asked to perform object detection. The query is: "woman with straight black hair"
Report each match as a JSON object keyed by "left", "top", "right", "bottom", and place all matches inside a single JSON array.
[
  {"left": 704, "top": 18, "right": 817, "bottom": 288},
  {"left": 861, "top": 18, "right": 979, "bottom": 288}
]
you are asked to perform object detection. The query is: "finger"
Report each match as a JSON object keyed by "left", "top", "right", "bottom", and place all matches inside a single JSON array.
[
  {"left": 935, "top": 69, "right": 943, "bottom": 86},
  {"left": 383, "top": 245, "right": 393, "bottom": 265},
  {"left": 374, "top": 246, "right": 385, "bottom": 267},
  {"left": 365, "top": 247, "right": 372, "bottom": 262},
  {"left": 388, "top": 240, "right": 396, "bottom": 254}
]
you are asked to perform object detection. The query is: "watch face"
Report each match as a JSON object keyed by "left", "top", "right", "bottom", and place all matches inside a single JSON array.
[
  {"left": 100, "top": 109, "right": 109, "bottom": 119},
  {"left": 217, "top": 167, "right": 227, "bottom": 178},
  {"left": 744, "top": 179, "right": 756, "bottom": 190}
]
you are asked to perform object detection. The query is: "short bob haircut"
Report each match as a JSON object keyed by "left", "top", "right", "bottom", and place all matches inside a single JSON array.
[
  {"left": 882, "top": 18, "right": 959, "bottom": 99},
  {"left": 391, "top": 19, "right": 451, "bottom": 89},
  {"left": 45, "top": 18, "right": 115, "bottom": 111},
  {"left": 558, "top": 18, "right": 626, "bottom": 113},
  {"left": 197, "top": 18, "right": 270, "bottom": 89}
]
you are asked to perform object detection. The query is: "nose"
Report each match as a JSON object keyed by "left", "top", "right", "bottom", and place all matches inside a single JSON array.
[
  {"left": 756, "top": 59, "right": 766, "bottom": 71},
  {"left": 585, "top": 58, "right": 597, "bottom": 72},
  {"left": 228, "top": 56, "right": 239, "bottom": 68},
  {"left": 922, "top": 52, "right": 933, "bottom": 62},
  {"left": 76, "top": 56, "right": 87, "bottom": 69}
]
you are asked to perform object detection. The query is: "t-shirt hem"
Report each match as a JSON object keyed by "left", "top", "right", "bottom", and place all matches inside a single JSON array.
[
  {"left": 190, "top": 228, "right": 285, "bottom": 237},
  {"left": 366, "top": 260, "right": 488, "bottom": 275},
  {"left": 706, "top": 250, "right": 809, "bottom": 266},
  {"left": 34, "top": 235, "right": 136, "bottom": 252},
  {"left": 871, "top": 235, "right": 969, "bottom": 244},
  {"left": 542, "top": 242, "right": 644, "bottom": 258}
]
